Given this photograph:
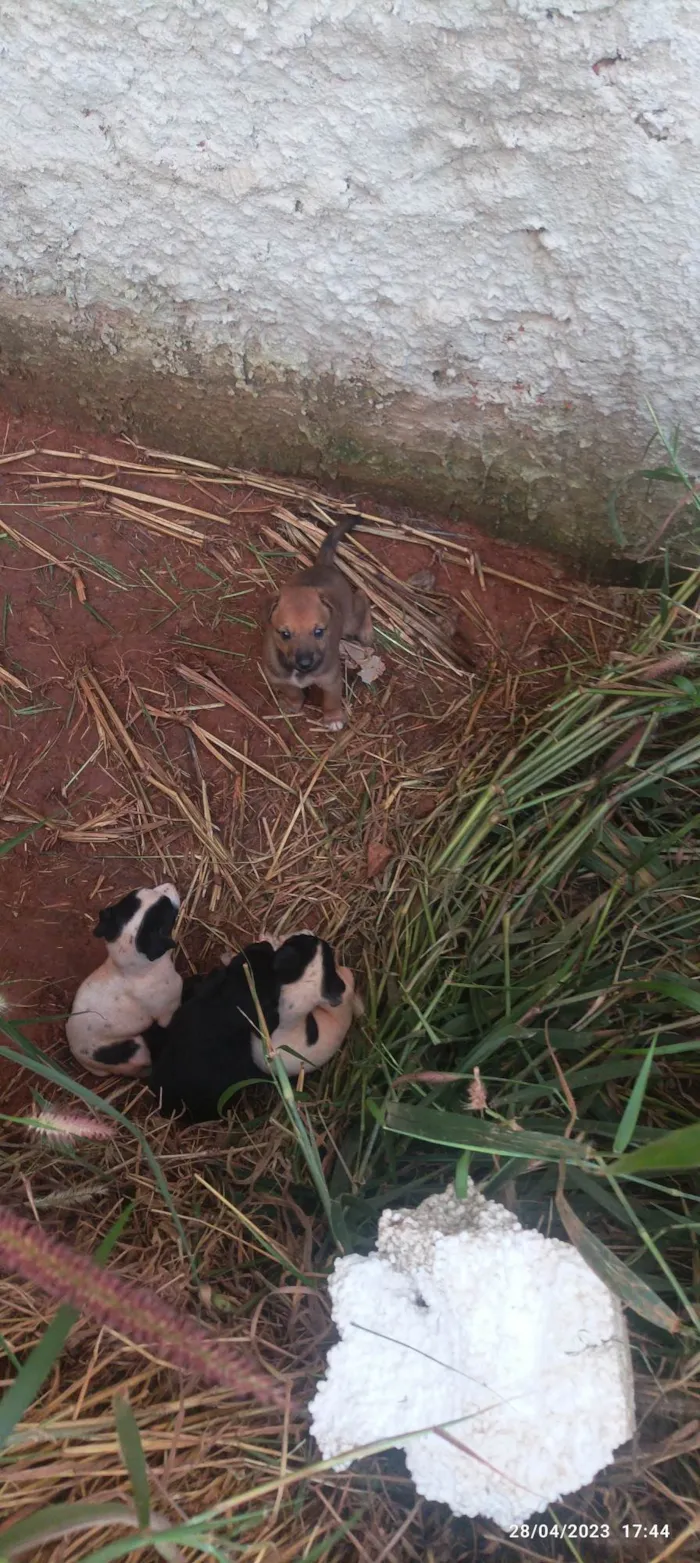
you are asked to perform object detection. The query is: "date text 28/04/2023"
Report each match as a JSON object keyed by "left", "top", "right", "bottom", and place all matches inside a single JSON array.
[{"left": 507, "top": 1523, "right": 671, "bottom": 1542}]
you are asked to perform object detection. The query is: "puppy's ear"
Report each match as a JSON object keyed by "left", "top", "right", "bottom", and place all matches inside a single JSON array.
[
  {"left": 319, "top": 593, "right": 336, "bottom": 619},
  {"left": 93, "top": 906, "right": 120, "bottom": 942},
  {"left": 265, "top": 594, "right": 280, "bottom": 623},
  {"left": 93, "top": 890, "right": 140, "bottom": 943},
  {"left": 136, "top": 896, "right": 178, "bottom": 962},
  {"left": 273, "top": 937, "right": 312, "bottom": 986},
  {"left": 320, "top": 939, "right": 346, "bottom": 1006}
]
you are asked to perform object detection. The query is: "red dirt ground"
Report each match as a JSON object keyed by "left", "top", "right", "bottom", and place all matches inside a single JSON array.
[{"left": 0, "top": 400, "right": 632, "bottom": 1115}]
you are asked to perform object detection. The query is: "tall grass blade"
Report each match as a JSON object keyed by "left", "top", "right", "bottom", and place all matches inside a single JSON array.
[
  {"left": 0, "top": 1501, "right": 144, "bottom": 1560},
  {"left": 0, "top": 1305, "right": 80, "bottom": 1452},
  {"left": 0, "top": 825, "right": 41, "bottom": 857},
  {"left": 613, "top": 1033, "right": 658, "bottom": 1156},
  {"left": 269, "top": 1053, "right": 336, "bottom": 1235},
  {"left": 66, "top": 1522, "right": 218, "bottom": 1563},
  {"left": 242, "top": 963, "right": 338, "bottom": 1240},
  {"left": 555, "top": 1187, "right": 682, "bottom": 1334},
  {"left": 114, "top": 1395, "right": 150, "bottom": 1528},
  {"left": 611, "top": 1122, "right": 700, "bottom": 1176},
  {"left": 384, "top": 1103, "right": 595, "bottom": 1167}
]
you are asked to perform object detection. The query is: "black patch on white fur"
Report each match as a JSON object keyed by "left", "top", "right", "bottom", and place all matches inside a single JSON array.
[
  {"left": 93, "top": 890, "right": 140, "bottom": 943},
  {"left": 136, "top": 896, "right": 177, "bottom": 961},
  {"left": 273, "top": 933, "right": 318, "bottom": 986},
  {"left": 92, "top": 1039, "right": 141, "bottom": 1066},
  {"left": 305, "top": 1013, "right": 320, "bottom": 1047},
  {"left": 320, "top": 939, "right": 346, "bottom": 1007}
]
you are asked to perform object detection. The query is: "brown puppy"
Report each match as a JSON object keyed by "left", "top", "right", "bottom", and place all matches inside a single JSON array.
[{"left": 263, "top": 516, "right": 373, "bottom": 730}]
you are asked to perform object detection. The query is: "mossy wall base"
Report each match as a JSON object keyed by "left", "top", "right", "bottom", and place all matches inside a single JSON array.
[{"left": 1, "top": 298, "right": 661, "bottom": 573}]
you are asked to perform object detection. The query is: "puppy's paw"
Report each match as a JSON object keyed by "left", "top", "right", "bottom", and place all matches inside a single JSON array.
[
  {"left": 322, "top": 711, "right": 346, "bottom": 732},
  {"left": 278, "top": 689, "right": 305, "bottom": 715}
]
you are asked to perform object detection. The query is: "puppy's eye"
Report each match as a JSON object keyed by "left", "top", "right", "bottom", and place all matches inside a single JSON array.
[
  {"left": 313, "top": 626, "right": 325, "bottom": 639},
  {"left": 279, "top": 629, "right": 292, "bottom": 641}
]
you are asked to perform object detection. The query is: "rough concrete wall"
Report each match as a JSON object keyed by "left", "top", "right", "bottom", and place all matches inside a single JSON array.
[{"left": 1, "top": 0, "right": 698, "bottom": 561}]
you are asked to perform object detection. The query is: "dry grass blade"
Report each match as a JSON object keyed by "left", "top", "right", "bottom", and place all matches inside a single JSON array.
[
  {"left": 0, "top": 450, "right": 36, "bottom": 467},
  {"left": 0, "top": 664, "right": 30, "bottom": 695},
  {"left": 0, "top": 516, "right": 124, "bottom": 590},
  {"left": 461, "top": 585, "right": 502, "bottom": 655},
  {"left": 110, "top": 498, "right": 206, "bottom": 543},
  {"left": 146, "top": 702, "right": 293, "bottom": 799},
  {"left": 9, "top": 438, "right": 625, "bottom": 626},
  {"left": 32, "top": 477, "right": 232, "bottom": 527},
  {"left": 97, "top": 441, "right": 624, "bottom": 626},
  {"left": 0, "top": 1206, "right": 284, "bottom": 1407},
  {"left": 186, "top": 720, "right": 294, "bottom": 795},
  {"left": 0, "top": 518, "right": 73, "bottom": 574},
  {"left": 137, "top": 445, "right": 227, "bottom": 472},
  {"left": 78, "top": 672, "right": 146, "bottom": 776},
  {"left": 145, "top": 768, "right": 240, "bottom": 897},
  {"left": 5, "top": 798, "right": 169, "bottom": 846},
  {"left": 175, "top": 664, "right": 291, "bottom": 754},
  {"left": 41, "top": 447, "right": 222, "bottom": 477},
  {"left": 264, "top": 748, "right": 340, "bottom": 881},
  {"left": 78, "top": 670, "right": 241, "bottom": 894}
]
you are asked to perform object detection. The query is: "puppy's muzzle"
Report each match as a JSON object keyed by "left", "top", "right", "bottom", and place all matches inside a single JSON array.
[{"left": 295, "top": 651, "right": 318, "bottom": 672}]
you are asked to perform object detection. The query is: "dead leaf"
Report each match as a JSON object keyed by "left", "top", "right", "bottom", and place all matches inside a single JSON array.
[
  {"left": 25, "top": 607, "right": 53, "bottom": 640},
  {"left": 408, "top": 568, "right": 436, "bottom": 591},
  {"left": 340, "top": 640, "right": 386, "bottom": 685},
  {"left": 414, "top": 794, "right": 440, "bottom": 819},
  {"left": 358, "top": 654, "right": 386, "bottom": 685},
  {"left": 366, "top": 839, "right": 392, "bottom": 878}
]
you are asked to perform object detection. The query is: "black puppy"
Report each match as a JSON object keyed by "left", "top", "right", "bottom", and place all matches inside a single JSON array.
[{"left": 147, "top": 934, "right": 346, "bottom": 1123}]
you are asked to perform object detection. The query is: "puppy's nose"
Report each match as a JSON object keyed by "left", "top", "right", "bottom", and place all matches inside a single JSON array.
[{"left": 295, "top": 652, "right": 315, "bottom": 671}]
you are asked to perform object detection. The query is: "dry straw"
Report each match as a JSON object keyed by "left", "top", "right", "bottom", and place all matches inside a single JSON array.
[
  {"left": 0, "top": 432, "right": 694, "bottom": 1561},
  {"left": 0, "top": 1207, "right": 283, "bottom": 1407}
]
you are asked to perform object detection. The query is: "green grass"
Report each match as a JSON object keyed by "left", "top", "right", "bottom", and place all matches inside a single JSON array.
[
  {"left": 2, "top": 439, "right": 700, "bottom": 1555},
  {"left": 308, "top": 564, "right": 700, "bottom": 1359},
  {"left": 609, "top": 403, "right": 700, "bottom": 558}
]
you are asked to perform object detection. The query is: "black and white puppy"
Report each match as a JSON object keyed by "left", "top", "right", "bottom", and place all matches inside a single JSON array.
[
  {"left": 147, "top": 933, "right": 356, "bottom": 1123},
  {"left": 66, "top": 884, "right": 182, "bottom": 1077}
]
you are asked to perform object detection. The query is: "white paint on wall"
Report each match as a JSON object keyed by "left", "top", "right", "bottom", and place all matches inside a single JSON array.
[{"left": 1, "top": 0, "right": 699, "bottom": 538}]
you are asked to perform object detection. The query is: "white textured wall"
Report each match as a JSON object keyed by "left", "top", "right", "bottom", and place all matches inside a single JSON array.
[{"left": 1, "top": 0, "right": 699, "bottom": 552}]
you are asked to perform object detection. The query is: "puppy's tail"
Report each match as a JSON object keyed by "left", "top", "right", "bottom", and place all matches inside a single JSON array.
[{"left": 316, "top": 514, "right": 362, "bottom": 564}]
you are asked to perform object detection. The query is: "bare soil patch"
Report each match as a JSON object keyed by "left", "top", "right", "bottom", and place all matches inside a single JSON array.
[{"left": 0, "top": 403, "right": 632, "bottom": 1112}]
